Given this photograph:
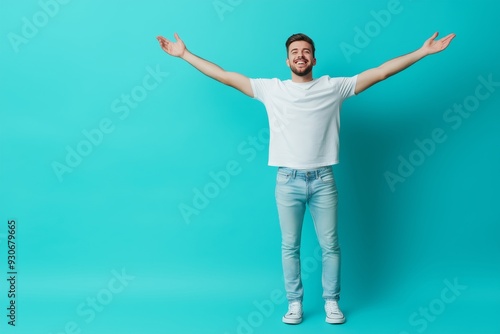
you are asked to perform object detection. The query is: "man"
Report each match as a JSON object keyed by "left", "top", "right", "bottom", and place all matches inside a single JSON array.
[{"left": 156, "top": 31, "right": 455, "bottom": 325}]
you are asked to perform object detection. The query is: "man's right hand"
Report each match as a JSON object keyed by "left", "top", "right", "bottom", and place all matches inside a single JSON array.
[
  {"left": 156, "top": 33, "right": 254, "bottom": 97},
  {"left": 157, "top": 33, "right": 186, "bottom": 58}
]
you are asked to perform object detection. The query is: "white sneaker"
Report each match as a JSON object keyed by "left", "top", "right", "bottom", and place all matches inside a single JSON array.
[
  {"left": 325, "top": 300, "right": 345, "bottom": 324},
  {"left": 282, "top": 301, "right": 303, "bottom": 324}
]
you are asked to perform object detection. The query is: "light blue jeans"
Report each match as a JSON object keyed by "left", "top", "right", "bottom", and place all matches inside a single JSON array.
[{"left": 275, "top": 166, "right": 340, "bottom": 302}]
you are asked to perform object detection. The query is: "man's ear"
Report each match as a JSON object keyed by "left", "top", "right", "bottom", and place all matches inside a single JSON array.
[
  {"left": 312, "top": 57, "right": 317, "bottom": 66},
  {"left": 286, "top": 58, "right": 290, "bottom": 68}
]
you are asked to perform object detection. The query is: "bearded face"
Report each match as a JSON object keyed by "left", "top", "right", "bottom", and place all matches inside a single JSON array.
[
  {"left": 290, "top": 56, "right": 314, "bottom": 77},
  {"left": 287, "top": 41, "right": 316, "bottom": 78}
]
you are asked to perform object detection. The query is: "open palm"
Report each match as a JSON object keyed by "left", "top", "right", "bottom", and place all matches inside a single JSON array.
[
  {"left": 157, "top": 33, "right": 186, "bottom": 57},
  {"left": 422, "top": 32, "right": 456, "bottom": 55}
]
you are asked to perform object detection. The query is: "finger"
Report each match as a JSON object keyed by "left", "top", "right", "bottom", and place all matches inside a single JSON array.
[
  {"left": 174, "top": 32, "right": 181, "bottom": 42},
  {"left": 439, "top": 33, "right": 453, "bottom": 40},
  {"left": 429, "top": 31, "right": 439, "bottom": 41},
  {"left": 156, "top": 36, "right": 169, "bottom": 45},
  {"left": 442, "top": 33, "right": 456, "bottom": 42},
  {"left": 439, "top": 34, "right": 456, "bottom": 48}
]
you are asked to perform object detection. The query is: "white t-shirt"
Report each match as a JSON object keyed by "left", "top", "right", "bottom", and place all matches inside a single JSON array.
[{"left": 250, "top": 75, "right": 358, "bottom": 169}]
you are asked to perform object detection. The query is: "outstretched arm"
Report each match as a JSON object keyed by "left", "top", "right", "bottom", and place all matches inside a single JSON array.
[
  {"left": 355, "top": 32, "right": 455, "bottom": 95},
  {"left": 156, "top": 33, "right": 253, "bottom": 97}
]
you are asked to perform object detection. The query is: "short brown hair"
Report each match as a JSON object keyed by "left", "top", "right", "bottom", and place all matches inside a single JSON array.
[{"left": 285, "top": 33, "right": 316, "bottom": 57}]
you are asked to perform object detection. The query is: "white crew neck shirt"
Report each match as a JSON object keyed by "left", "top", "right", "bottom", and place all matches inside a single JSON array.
[{"left": 250, "top": 75, "right": 358, "bottom": 169}]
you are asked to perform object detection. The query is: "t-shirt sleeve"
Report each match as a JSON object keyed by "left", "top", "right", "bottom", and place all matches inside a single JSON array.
[
  {"left": 250, "top": 78, "right": 273, "bottom": 103},
  {"left": 331, "top": 75, "right": 358, "bottom": 100}
]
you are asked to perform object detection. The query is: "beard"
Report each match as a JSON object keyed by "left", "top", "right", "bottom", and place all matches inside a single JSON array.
[{"left": 290, "top": 61, "right": 313, "bottom": 77}]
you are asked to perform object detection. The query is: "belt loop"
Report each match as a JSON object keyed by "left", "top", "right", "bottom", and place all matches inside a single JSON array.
[
  {"left": 293, "top": 169, "right": 297, "bottom": 178},
  {"left": 316, "top": 169, "right": 319, "bottom": 179}
]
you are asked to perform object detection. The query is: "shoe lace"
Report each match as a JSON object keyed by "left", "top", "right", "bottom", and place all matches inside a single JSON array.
[{"left": 325, "top": 301, "right": 341, "bottom": 315}]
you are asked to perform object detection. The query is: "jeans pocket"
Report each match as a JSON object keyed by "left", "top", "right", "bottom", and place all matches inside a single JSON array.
[
  {"left": 319, "top": 172, "right": 335, "bottom": 184},
  {"left": 276, "top": 172, "right": 291, "bottom": 185}
]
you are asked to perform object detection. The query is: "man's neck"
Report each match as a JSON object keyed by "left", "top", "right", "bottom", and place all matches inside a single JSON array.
[{"left": 291, "top": 72, "right": 314, "bottom": 83}]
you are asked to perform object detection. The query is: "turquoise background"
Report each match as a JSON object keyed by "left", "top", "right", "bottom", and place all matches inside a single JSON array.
[{"left": 1, "top": 0, "right": 499, "bottom": 333}]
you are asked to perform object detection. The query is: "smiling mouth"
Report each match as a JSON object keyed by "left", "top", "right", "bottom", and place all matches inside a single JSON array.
[{"left": 295, "top": 59, "right": 307, "bottom": 66}]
